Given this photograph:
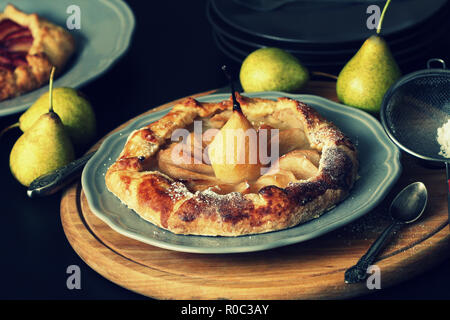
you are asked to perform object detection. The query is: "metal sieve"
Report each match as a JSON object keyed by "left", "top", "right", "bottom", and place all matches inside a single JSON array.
[{"left": 380, "top": 58, "right": 450, "bottom": 219}]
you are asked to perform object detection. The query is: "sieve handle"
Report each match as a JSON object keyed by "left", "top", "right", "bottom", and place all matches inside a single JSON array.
[{"left": 427, "top": 58, "right": 446, "bottom": 70}]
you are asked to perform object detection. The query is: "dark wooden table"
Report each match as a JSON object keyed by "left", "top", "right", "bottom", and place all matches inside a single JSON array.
[{"left": 0, "top": 0, "right": 449, "bottom": 299}]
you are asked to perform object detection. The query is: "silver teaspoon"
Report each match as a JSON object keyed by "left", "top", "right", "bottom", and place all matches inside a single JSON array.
[{"left": 345, "top": 182, "right": 428, "bottom": 284}]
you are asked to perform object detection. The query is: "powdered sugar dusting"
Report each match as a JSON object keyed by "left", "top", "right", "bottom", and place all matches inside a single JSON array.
[
  {"left": 196, "top": 187, "right": 242, "bottom": 205},
  {"left": 437, "top": 119, "right": 450, "bottom": 158},
  {"left": 167, "top": 182, "right": 191, "bottom": 201}
]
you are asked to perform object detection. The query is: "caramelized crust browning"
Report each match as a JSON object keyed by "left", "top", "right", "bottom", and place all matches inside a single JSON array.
[
  {"left": 106, "top": 94, "right": 358, "bottom": 236},
  {"left": 0, "top": 5, "right": 75, "bottom": 101}
]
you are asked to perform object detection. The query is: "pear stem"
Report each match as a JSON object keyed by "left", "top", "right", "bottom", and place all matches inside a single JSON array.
[
  {"left": 48, "top": 66, "right": 56, "bottom": 113},
  {"left": 221, "top": 65, "right": 242, "bottom": 113},
  {"left": 376, "top": 0, "right": 391, "bottom": 35},
  {"left": 311, "top": 71, "right": 338, "bottom": 81},
  {"left": 0, "top": 122, "right": 19, "bottom": 139}
]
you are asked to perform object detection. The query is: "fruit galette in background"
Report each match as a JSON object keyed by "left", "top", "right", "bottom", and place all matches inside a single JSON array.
[
  {"left": 0, "top": 4, "right": 75, "bottom": 101},
  {"left": 106, "top": 94, "right": 358, "bottom": 236}
]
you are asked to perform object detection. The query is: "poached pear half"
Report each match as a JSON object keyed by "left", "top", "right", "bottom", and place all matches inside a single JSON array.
[{"left": 208, "top": 103, "right": 262, "bottom": 184}]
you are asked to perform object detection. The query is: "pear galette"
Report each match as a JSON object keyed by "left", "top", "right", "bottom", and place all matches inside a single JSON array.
[
  {"left": 0, "top": 4, "right": 75, "bottom": 101},
  {"left": 105, "top": 93, "right": 358, "bottom": 236}
]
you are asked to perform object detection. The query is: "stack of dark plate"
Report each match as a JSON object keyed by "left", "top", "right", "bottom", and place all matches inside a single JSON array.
[{"left": 207, "top": 0, "right": 450, "bottom": 72}]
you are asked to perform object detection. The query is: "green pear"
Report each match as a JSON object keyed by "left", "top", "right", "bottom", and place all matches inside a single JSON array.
[
  {"left": 336, "top": 35, "right": 401, "bottom": 112},
  {"left": 336, "top": 0, "right": 400, "bottom": 113},
  {"left": 19, "top": 88, "right": 96, "bottom": 147},
  {"left": 239, "top": 47, "right": 309, "bottom": 93},
  {"left": 10, "top": 111, "right": 75, "bottom": 186}
]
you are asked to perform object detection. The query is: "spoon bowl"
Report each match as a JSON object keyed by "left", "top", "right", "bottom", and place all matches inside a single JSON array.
[{"left": 390, "top": 181, "right": 428, "bottom": 224}]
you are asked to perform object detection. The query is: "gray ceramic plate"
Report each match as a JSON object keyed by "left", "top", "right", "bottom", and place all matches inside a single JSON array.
[
  {"left": 0, "top": 0, "right": 134, "bottom": 116},
  {"left": 82, "top": 92, "right": 402, "bottom": 254}
]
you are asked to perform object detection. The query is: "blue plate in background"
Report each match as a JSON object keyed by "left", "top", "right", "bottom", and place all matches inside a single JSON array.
[
  {"left": 82, "top": 92, "right": 401, "bottom": 254},
  {"left": 0, "top": 0, "right": 134, "bottom": 116}
]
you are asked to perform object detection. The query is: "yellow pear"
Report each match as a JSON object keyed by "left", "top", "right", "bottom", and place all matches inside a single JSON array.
[
  {"left": 9, "top": 67, "right": 75, "bottom": 186},
  {"left": 240, "top": 47, "right": 309, "bottom": 93},
  {"left": 208, "top": 104, "right": 261, "bottom": 184},
  {"left": 336, "top": 0, "right": 401, "bottom": 112},
  {"left": 1, "top": 88, "right": 96, "bottom": 148},
  {"left": 9, "top": 111, "right": 75, "bottom": 186},
  {"left": 19, "top": 88, "right": 96, "bottom": 147},
  {"left": 336, "top": 35, "right": 400, "bottom": 112}
]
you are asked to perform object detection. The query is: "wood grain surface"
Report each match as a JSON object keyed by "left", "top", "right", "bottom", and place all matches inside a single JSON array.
[{"left": 60, "top": 81, "right": 450, "bottom": 299}]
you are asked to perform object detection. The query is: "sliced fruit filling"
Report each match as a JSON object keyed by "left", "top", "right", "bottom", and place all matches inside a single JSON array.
[
  {"left": 156, "top": 111, "right": 321, "bottom": 195},
  {"left": 0, "top": 19, "right": 33, "bottom": 70}
]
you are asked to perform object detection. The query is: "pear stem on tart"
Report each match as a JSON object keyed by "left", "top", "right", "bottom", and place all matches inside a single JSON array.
[{"left": 221, "top": 65, "right": 243, "bottom": 113}]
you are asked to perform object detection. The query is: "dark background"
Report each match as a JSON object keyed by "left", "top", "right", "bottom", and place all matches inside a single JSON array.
[{"left": 0, "top": 0, "right": 449, "bottom": 299}]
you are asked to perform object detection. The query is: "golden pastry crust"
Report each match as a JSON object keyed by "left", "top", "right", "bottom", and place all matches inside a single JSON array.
[
  {"left": 0, "top": 4, "right": 75, "bottom": 101},
  {"left": 105, "top": 94, "right": 358, "bottom": 236}
]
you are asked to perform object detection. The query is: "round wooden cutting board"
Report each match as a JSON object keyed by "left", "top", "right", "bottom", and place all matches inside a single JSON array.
[{"left": 60, "top": 81, "right": 450, "bottom": 299}]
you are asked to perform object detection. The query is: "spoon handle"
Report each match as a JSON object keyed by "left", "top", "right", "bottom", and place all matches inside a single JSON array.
[{"left": 345, "top": 221, "right": 398, "bottom": 283}]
